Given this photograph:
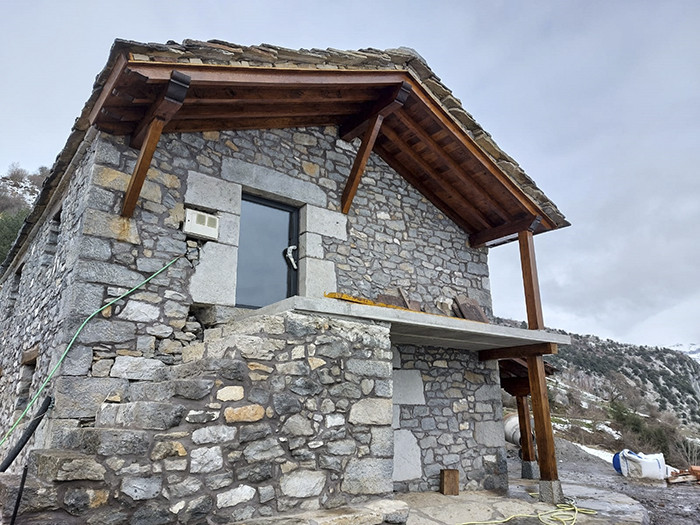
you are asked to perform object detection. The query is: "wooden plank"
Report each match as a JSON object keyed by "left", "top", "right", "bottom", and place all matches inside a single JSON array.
[
  {"left": 88, "top": 53, "right": 129, "bottom": 125},
  {"left": 340, "top": 82, "right": 412, "bottom": 141},
  {"left": 125, "top": 61, "right": 408, "bottom": 87},
  {"left": 517, "top": 396, "right": 536, "bottom": 462},
  {"left": 131, "top": 71, "right": 191, "bottom": 150},
  {"left": 528, "top": 354, "right": 558, "bottom": 481},
  {"left": 185, "top": 85, "right": 381, "bottom": 103},
  {"left": 519, "top": 230, "right": 544, "bottom": 330},
  {"left": 375, "top": 143, "right": 476, "bottom": 234},
  {"left": 393, "top": 111, "right": 508, "bottom": 221},
  {"left": 440, "top": 469, "right": 459, "bottom": 495},
  {"left": 501, "top": 378, "right": 531, "bottom": 397},
  {"left": 379, "top": 126, "right": 493, "bottom": 230},
  {"left": 470, "top": 216, "right": 541, "bottom": 248},
  {"left": 479, "top": 343, "right": 557, "bottom": 361},
  {"left": 122, "top": 118, "right": 164, "bottom": 217},
  {"left": 341, "top": 114, "right": 384, "bottom": 214}
]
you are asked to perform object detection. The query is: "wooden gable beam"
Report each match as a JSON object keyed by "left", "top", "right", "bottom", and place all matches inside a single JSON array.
[
  {"left": 340, "top": 82, "right": 412, "bottom": 142},
  {"left": 341, "top": 114, "right": 384, "bottom": 214},
  {"left": 479, "top": 342, "right": 557, "bottom": 361},
  {"left": 121, "top": 71, "right": 190, "bottom": 218},
  {"left": 470, "top": 215, "right": 542, "bottom": 248}
]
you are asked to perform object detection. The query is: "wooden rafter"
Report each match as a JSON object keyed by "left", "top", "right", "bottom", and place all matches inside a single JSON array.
[
  {"left": 340, "top": 81, "right": 412, "bottom": 141},
  {"left": 479, "top": 342, "right": 557, "bottom": 361},
  {"left": 470, "top": 215, "right": 542, "bottom": 248},
  {"left": 379, "top": 126, "right": 493, "bottom": 230},
  {"left": 392, "top": 111, "right": 508, "bottom": 222},
  {"left": 341, "top": 114, "right": 384, "bottom": 214}
]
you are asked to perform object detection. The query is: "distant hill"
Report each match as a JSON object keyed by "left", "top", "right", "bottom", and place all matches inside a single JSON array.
[{"left": 496, "top": 318, "right": 700, "bottom": 427}]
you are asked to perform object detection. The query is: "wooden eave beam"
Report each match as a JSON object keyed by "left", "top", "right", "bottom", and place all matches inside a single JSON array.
[
  {"left": 164, "top": 115, "right": 340, "bottom": 134},
  {"left": 341, "top": 114, "right": 384, "bottom": 214},
  {"left": 392, "top": 111, "right": 509, "bottom": 222},
  {"left": 379, "top": 126, "right": 493, "bottom": 230},
  {"left": 339, "top": 81, "right": 412, "bottom": 141},
  {"left": 479, "top": 342, "right": 557, "bottom": 361},
  {"left": 123, "top": 61, "right": 408, "bottom": 87},
  {"left": 470, "top": 215, "right": 542, "bottom": 248},
  {"left": 501, "top": 377, "right": 531, "bottom": 397},
  {"left": 131, "top": 70, "right": 191, "bottom": 149}
]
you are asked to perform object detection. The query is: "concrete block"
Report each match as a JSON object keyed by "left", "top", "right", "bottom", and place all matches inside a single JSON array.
[
  {"left": 521, "top": 460, "right": 539, "bottom": 479},
  {"left": 392, "top": 370, "right": 425, "bottom": 405},
  {"left": 185, "top": 171, "right": 241, "bottom": 214},
  {"left": 299, "top": 257, "right": 337, "bottom": 298},
  {"left": 539, "top": 480, "right": 565, "bottom": 504},
  {"left": 393, "top": 429, "right": 422, "bottom": 481},
  {"left": 222, "top": 157, "right": 327, "bottom": 207},
  {"left": 189, "top": 243, "right": 238, "bottom": 306},
  {"left": 301, "top": 205, "right": 347, "bottom": 240}
]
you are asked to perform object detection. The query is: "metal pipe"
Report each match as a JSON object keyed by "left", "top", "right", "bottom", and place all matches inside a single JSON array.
[
  {"left": 0, "top": 396, "right": 52, "bottom": 473},
  {"left": 10, "top": 464, "right": 28, "bottom": 525}
]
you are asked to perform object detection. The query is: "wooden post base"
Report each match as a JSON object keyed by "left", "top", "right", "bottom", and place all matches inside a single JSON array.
[{"left": 440, "top": 469, "right": 459, "bottom": 495}]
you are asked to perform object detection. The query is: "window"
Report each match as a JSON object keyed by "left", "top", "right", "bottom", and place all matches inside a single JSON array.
[{"left": 236, "top": 194, "right": 299, "bottom": 308}]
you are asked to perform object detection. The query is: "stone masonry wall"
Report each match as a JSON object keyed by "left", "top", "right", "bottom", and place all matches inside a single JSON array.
[
  {"left": 392, "top": 344, "right": 508, "bottom": 493},
  {"left": 9, "top": 311, "right": 395, "bottom": 524},
  {"left": 0, "top": 129, "right": 100, "bottom": 468}
]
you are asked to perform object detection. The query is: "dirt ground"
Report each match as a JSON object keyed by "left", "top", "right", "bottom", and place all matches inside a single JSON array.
[{"left": 508, "top": 438, "right": 700, "bottom": 525}]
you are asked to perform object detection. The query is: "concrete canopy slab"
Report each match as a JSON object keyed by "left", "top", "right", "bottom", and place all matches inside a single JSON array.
[{"left": 242, "top": 296, "right": 570, "bottom": 351}]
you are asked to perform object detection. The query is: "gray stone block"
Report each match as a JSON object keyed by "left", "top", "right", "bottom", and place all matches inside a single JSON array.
[
  {"left": 78, "top": 319, "right": 136, "bottom": 344},
  {"left": 280, "top": 469, "right": 326, "bottom": 498},
  {"left": 189, "top": 242, "right": 238, "bottom": 306},
  {"left": 392, "top": 370, "right": 425, "bottom": 405},
  {"left": 110, "top": 356, "right": 167, "bottom": 381},
  {"left": 53, "top": 377, "right": 129, "bottom": 418},
  {"left": 190, "top": 446, "right": 223, "bottom": 473},
  {"left": 222, "top": 157, "right": 327, "bottom": 207},
  {"left": 299, "top": 257, "right": 337, "bottom": 299},
  {"left": 346, "top": 359, "right": 392, "bottom": 378},
  {"left": 29, "top": 450, "right": 106, "bottom": 481},
  {"left": 539, "top": 479, "right": 565, "bottom": 504},
  {"left": 218, "top": 212, "right": 240, "bottom": 246},
  {"left": 185, "top": 171, "right": 242, "bottom": 214},
  {"left": 301, "top": 205, "right": 347, "bottom": 240},
  {"left": 342, "top": 458, "right": 393, "bottom": 495},
  {"left": 474, "top": 420, "right": 506, "bottom": 448},
  {"left": 60, "top": 345, "right": 93, "bottom": 376},
  {"left": 96, "top": 401, "right": 185, "bottom": 430},
  {"left": 349, "top": 398, "right": 392, "bottom": 425},
  {"left": 521, "top": 460, "right": 540, "bottom": 479},
  {"left": 393, "top": 429, "right": 422, "bottom": 481},
  {"left": 121, "top": 476, "right": 162, "bottom": 501}
]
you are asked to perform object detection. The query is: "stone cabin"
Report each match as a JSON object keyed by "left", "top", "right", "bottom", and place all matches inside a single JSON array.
[{"left": 0, "top": 40, "right": 570, "bottom": 523}]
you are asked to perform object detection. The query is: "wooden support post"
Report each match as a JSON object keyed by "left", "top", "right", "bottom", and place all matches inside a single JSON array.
[
  {"left": 121, "top": 118, "right": 164, "bottom": 217},
  {"left": 518, "top": 229, "right": 559, "bottom": 483},
  {"left": 518, "top": 230, "right": 544, "bottom": 330},
  {"left": 528, "top": 354, "right": 558, "bottom": 481},
  {"left": 341, "top": 114, "right": 383, "bottom": 214},
  {"left": 516, "top": 396, "right": 536, "bottom": 462}
]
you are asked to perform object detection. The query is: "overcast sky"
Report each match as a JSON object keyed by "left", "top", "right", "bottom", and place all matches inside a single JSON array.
[{"left": 1, "top": 1, "right": 698, "bottom": 347}]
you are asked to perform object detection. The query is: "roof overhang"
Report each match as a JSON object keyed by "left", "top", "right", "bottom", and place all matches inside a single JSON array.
[
  {"left": 242, "top": 296, "right": 570, "bottom": 352},
  {"left": 89, "top": 54, "right": 566, "bottom": 246}
]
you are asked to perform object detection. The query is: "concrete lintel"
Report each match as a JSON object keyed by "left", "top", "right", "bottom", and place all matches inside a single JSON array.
[{"left": 240, "top": 296, "right": 570, "bottom": 351}]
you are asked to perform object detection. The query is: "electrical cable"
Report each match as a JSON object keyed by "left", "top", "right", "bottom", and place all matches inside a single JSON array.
[
  {"left": 458, "top": 495, "right": 597, "bottom": 525},
  {"left": 0, "top": 254, "right": 183, "bottom": 450}
]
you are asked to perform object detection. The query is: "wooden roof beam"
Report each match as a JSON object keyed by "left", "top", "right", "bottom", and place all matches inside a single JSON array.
[
  {"left": 479, "top": 342, "right": 557, "bottom": 361},
  {"left": 131, "top": 70, "right": 191, "bottom": 149},
  {"left": 470, "top": 215, "right": 542, "bottom": 248},
  {"left": 341, "top": 114, "right": 384, "bottom": 214},
  {"left": 88, "top": 53, "right": 129, "bottom": 126},
  {"left": 380, "top": 126, "right": 493, "bottom": 230},
  {"left": 501, "top": 377, "right": 531, "bottom": 397},
  {"left": 393, "top": 111, "right": 509, "bottom": 222},
  {"left": 340, "top": 82, "right": 412, "bottom": 141}
]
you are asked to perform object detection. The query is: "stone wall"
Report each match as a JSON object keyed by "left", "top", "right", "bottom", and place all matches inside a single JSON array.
[
  {"left": 392, "top": 344, "right": 507, "bottom": 493},
  {"left": 5, "top": 311, "right": 394, "bottom": 523}
]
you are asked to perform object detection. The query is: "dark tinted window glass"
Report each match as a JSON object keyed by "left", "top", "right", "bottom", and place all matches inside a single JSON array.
[{"left": 237, "top": 196, "right": 297, "bottom": 308}]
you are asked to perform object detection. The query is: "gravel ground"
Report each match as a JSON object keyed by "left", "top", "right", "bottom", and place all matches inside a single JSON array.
[{"left": 508, "top": 438, "right": 700, "bottom": 525}]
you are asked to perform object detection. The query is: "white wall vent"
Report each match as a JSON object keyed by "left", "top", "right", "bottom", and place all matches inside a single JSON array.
[{"left": 184, "top": 208, "right": 219, "bottom": 241}]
